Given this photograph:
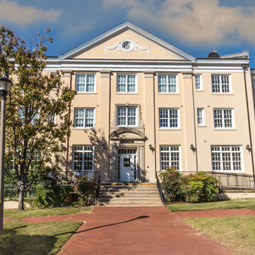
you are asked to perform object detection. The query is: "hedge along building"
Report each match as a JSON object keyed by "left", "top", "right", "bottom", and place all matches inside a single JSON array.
[{"left": 45, "top": 22, "right": 255, "bottom": 187}]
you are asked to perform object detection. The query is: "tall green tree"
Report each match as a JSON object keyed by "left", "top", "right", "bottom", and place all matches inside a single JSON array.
[{"left": 0, "top": 26, "right": 76, "bottom": 210}]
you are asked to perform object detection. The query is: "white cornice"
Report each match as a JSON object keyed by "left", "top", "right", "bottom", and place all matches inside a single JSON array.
[
  {"left": 58, "top": 21, "right": 196, "bottom": 61},
  {"left": 196, "top": 59, "right": 249, "bottom": 65},
  {"left": 220, "top": 50, "right": 249, "bottom": 59},
  {"left": 47, "top": 58, "right": 249, "bottom": 66},
  {"left": 44, "top": 61, "right": 245, "bottom": 73}
]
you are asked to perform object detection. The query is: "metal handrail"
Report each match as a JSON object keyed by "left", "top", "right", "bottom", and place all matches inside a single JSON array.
[
  {"left": 156, "top": 171, "right": 165, "bottom": 203},
  {"left": 96, "top": 175, "right": 101, "bottom": 199}
]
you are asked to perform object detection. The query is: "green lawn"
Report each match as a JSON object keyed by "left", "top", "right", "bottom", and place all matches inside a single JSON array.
[
  {"left": 1, "top": 220, "right": 82, "bottom": 255},
  {"left": 166, "top": 199, "right": 255, "bottom": 212},
  {"left": 184, "top": 216, "right": 255, "bottom": 255},
  {"left": 1, "top": 206, "right": 94, "bottom": 254},
  {"left": 4, "top": 206, "right": 94, "bottom": 220}
]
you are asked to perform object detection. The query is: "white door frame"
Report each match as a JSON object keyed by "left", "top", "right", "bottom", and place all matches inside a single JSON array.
[{"left": 118, "top": 149, "right": 137, "bottom": 182}]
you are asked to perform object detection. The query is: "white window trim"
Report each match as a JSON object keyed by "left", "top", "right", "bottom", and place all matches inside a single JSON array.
[
  {"left": 160, "top": 145, "right": 182, "bottom": 171},
  {"left": 74, "top": 108, "right": 95, "bottom": 129},
  {"left": 48, "top": 114, "right": 56, "bottom": 124},
  {"left": 158, "top": 74, "right": 179, "bottom": 94},
  {"left": 212, "top": 74, "right": 232, "bottom": 94},
  {"left": 159, "top": 108, "right": 180, "bottom": 129},
  {"left": 117, "top": 106, "right": 138, "bottom": 127},
  {"left": 211, "top": 145, "right": 244, "bottom": 172},
  {"left": 197, "top": 108, "right": 205, "bottom": 126},
  {"left": 76, "top": 73, "right": 96, "bottom": 93},
  {"left": 50, "top": 72, "right": 59, "bottom": 90},
  {"left": 72, "top": 145, "right": 94, "bottom": 172},
  {"left": 117, "top": 74, "right": 137, "bottom": 93},
  {"left": 18, "top": 107, "right": 39, "bottom": 126},
  {"left": 195, "top": 74, "right": 203, "bottom": 90},
  {"left": 214, "top": 108, "right": 235, "bottom": 129}
]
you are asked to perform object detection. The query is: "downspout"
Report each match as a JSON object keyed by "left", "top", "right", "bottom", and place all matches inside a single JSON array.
[
  {"left": 66, "top": 72, "right": 72, "bottom": 181},
  {"left": 191, "top": 74, "right": 198, "bottom": 172},
  {"left": 242, "top": 65, "right": 255, "bottom": 187},
  {"left": 153, "top": 73, "right": 157, "bottom": 178},
  {"left": 108, "top": 72, "right": 111, "bottom": 182}
]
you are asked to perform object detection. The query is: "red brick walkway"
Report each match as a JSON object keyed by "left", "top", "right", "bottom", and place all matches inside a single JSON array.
[
  {"left": 22, "top": 207, "right": 255, "bottom": 255},
  {"left": 56, "top": 207, "right": 254, "bottom": 255}
]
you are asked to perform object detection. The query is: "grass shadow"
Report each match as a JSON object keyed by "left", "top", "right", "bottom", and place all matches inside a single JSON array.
[{"left": 1, "top": 221, "right": 81, "bottom": 255}]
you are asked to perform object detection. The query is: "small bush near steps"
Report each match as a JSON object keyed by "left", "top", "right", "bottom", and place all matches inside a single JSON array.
[
  {"left": 74, "top": 176, "right": 97, "bottom": 206},
  {"left": 160, "top": 169, "right": 221, "bottom": 203},
  {"left": 34, "top": 185, "right": 74, "bottom": 207}
]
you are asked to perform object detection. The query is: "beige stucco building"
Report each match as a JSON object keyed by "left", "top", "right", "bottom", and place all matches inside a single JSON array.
[{"left": 46, "top": 22, "right": 255, "bottom": 187}]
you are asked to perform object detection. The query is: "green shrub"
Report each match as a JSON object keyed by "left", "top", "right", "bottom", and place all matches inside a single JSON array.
[
  {"left": 183, "top": 172, "right": 220, "bottom": 203},
  {"left": 160, "top": 169, "right": 185, "bottom": 202},
  {"left": 75, "top": 176, "right": 97, "bottom": 206},
  {"left": 34, "top": 185, "right": 73, "bottom": 207},
  {"left": 160, "top": 169, "right": 220, "bottom": 203},
  {"left": 24, "top": 197, "right": 37, "bottom": 208}
]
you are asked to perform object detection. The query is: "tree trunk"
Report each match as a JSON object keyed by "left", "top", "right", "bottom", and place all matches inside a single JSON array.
[{"left": 18, "top": 181, "right": 25, "bottom": 211}]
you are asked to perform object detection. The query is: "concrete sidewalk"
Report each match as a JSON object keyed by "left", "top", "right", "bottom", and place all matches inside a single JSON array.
[{"left": 56, "top": 207, "right": 252, "bottom": 255}]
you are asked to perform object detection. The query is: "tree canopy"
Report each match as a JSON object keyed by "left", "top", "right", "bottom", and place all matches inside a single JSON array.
[{"left": 0, "top": 26, "right": 76, "bottom": 210}]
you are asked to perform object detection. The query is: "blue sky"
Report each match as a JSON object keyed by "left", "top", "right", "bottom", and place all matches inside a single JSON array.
[{"left": 1, "top": 0, "right": 255, "bottom": 67}]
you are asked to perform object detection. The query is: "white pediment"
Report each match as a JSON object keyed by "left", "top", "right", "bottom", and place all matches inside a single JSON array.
[{"left": 59, "top": 22, "right": 195, "bottom": 61}]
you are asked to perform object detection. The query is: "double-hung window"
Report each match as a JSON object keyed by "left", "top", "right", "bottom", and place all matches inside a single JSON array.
[
  {"left": 74, "top": 108, "right": 95, "bottom": 128},
  {"left": 117, "top": 107, "right": 137, "bottom": 126},
  {"left": 48, "top": 114, "right": 56, "bottom": 124},
  {"left": 197, "top": 108, "right": 205, "bottom": 126},
  {"left": 18, "top": 108, "right": 39, "bottom": 126},
  {"left": 76, "top": 74, "right": 96, "bottom": 93},
  {"left": 214, "top": 109, "right": 233, "bottom": 128},
  {"left": 159, "top": 109, "right": 179, "bottom": 128},
  {"left": 117, "top": 75, "right": 136, "bottom": 93},
  {"left": 50, "top": 72, "right": 59, "bottom": 88},
  {"left": 211, "top": 146, "right": 242, "bottom": 171},
  {"left": 158, "top": 75, "right": 178, "bottom": 93},
  {"left": 212, "top": 75, "right": 231, "bottom": 93},
  {"left": 73, "top": 146, "right": 94, "bottom": 172},
  {"left": 160, "top": 146, "right": 181, "bottom": 171},
  {"left": 195, "top": 75, "right": 202, "bottom": 90}
]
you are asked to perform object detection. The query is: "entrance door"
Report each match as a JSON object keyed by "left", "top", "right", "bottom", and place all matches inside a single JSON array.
[{"left": 120, "top": 155, "right": 135, "bottom": 182}]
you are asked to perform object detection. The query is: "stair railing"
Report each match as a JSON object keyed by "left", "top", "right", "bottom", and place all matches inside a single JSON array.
[
  {"left": 96, "top": 174, "right": 101, "bottom": 199},
  {"left": 156, "top": 171, "right": 165, "bottom": 203}
]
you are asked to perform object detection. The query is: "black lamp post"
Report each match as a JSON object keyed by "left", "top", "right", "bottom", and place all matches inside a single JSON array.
[{"left": 0, "top": 75, "right": 12, "bottom": 236}]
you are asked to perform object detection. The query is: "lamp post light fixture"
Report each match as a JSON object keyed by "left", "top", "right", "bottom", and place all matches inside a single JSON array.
[
  {"left": 149, "top": 144, "right": 155, "bottom": 151},
  {"left": 0, "top": 75, "right": 12, "bottom": 236},
  {"left": 190, "top": 144, "right": 196, "bottom": 152},
  {"left": 246, "top": 145, "right": 252, "bottom": 152}
]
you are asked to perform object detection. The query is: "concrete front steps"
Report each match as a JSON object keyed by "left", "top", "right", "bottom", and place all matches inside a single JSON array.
[{"left": 97, "top": 183, "right": 163, "bottom": 207}]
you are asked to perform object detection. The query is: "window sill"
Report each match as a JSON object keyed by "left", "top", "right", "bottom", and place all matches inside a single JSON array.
[
  {"left": 212, "top": 93, "right": 234, "bottom": 95},
  {"left": 158, "top": 93, "right": 180, "bottom": 95},
  {"left": 195, "top": 90, "right": 204, "bottom": 92},
  {"left": 116, "top": 93, "right": 139, "bottom": 95},
  {"left": 160, "top": 169, "right": 182, "bottom": 172},
  {"left": 212, "top": 170, "right": 244, "bottom": 174},
  {"left": 76, "top": 92, "right": 97, "bottom": 95},
  {"left": 159, "top": 128, "right": 182, "bottom": 131},
  {"left": 117, "top": 126, "right": 138, "bottom": 128},
  {"left": 198, "top": 125, "right": 207, "bottom": 127},
  {"left": 73, "top": 127, "right": 95, "bottom": 130},
  {"left": 214, "top": 128, "right": 237, "bottom": 131}
]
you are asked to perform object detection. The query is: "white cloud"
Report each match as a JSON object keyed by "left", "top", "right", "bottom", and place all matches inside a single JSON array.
[
  {"left": 0, "top": 0, "right": 62, "bottom": 27},
  {"left": 102, "top": 0, "right": 255, "bottom": 45}
]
